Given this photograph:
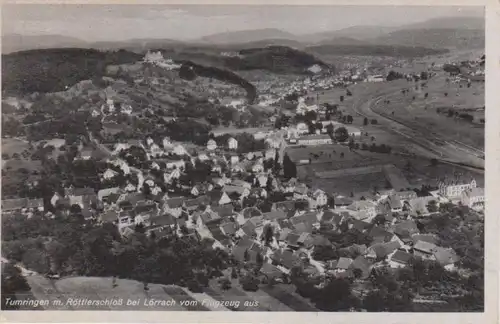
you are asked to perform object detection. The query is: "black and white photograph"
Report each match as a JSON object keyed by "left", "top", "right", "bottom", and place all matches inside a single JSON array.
[{"left": 0, "top": 3, "right": 489, "bottom": 317}]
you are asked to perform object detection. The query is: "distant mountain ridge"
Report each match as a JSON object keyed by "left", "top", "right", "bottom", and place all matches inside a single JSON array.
[{"left": 2, "top": 16, "right": 484, "bottom": 53}]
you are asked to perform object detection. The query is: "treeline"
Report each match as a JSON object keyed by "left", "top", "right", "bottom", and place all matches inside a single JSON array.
[
  {"left": 179, "top": 60, "right": 258, "bottom": 104},
  {"left": 1, "top": 214, "right": 230, "bottom": 291},
  {"left": 2, "top": 48, "right": 142, "bottom": 96},
  {"left": 225, "top": 46, "right": 331, "bottom": 75},
  {"left": 307, "top": 44, "right": 448, "bottom": 58}
]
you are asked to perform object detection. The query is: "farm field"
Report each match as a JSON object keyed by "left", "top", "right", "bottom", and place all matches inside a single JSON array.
[{"left": 371, "top": 74, "right": 484, "bottom": 150}]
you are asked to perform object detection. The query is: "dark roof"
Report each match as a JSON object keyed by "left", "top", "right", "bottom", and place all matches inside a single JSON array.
[
  {"left": 286, "top": 232, "right": 301, "bottom": 247},
  {"left": 369, "top": 241, "right": 401, "bottom": 259},
  {"left": 242, "top": 207, "right": 263, "bottom": 219},
  {"left": 290, "top": 212, "right": 318, "bottom": 226},
  {"left": 200, "top": 211, "right": 222, "bottom": 224},
  {"left": 213, "top": 205, "right": 234, "bottom": 218},
  {"left": 368, "top": 226, "right": 393, "bottom": 242},
  {"left": 260, "top": 263, "right": 282, "bottom": 279},
  {"left": 241, "top": 221, "right": 256, "bottom": 236},
  {"left": 150, "top": 214, "right": 176, "bottom": 227},
  {"left": 310, "top": 234, "right": 331, "bottom": 247},
  {"left": 220, "top": 222, "right": 237, "bottom": 236},
  {"left": 65, "top": 187, "right": 96, "bottom": 197},
  {"left": 411, "top": 234, "right": 439, "bottom": 245},
  {"left": 393, "top": 220, "right": 419, "bottom": 238},
  {"left": 390, "top": 250, "right": 412, "bottom": 264},
  {"left": 349, "top": 219, "right": 372, "bottom": 232},
  {"left": 335, "top": 197, "right": 353, "bottom": 206},
  {"left": 100, "top": 210, "right": 118, "bottom": 223},
  {"left": 165, "top": 197, "right": 186, "bottom": 209},
  {"left": 272, "top": 249, "right": 301, "bottom": 269},
  {"left": 293, "top": 222, "right": 313, "bottom": 234},
  {"left": 263, "top": 210, "right": 286, "bottom": 221},
  {"left": 277, "top": 218, "right": 293, "bottom": 230},
  {"left": 433, "top": 247, "right": 460, "bottom": 266},
  {"left": 349, "top": 256, "right": 372, "bottom": 279},
  {"left": 184, "top": 195, "right": 210, "bottom": 208},
  {"left": 272, "top": 200, "right": 296, "bottom": 212},
  {"left": 208, "top": 190, "right": 225, "bottom": 203},
  {"left": 336, "top": 257, "right": 353, "bottom": 269}
]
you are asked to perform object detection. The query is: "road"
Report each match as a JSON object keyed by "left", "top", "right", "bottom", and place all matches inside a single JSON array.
[{"left": 350, "top": 84, "right": 485, "bottom": 170}]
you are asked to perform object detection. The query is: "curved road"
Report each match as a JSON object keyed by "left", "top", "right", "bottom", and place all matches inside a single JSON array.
[{"left": 350, "top": 84, "right": 485, "bottom": 170}]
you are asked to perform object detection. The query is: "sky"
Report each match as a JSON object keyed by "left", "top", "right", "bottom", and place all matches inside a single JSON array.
[{"left": 2, "top": 4, "right": 484, "bottom": 42}]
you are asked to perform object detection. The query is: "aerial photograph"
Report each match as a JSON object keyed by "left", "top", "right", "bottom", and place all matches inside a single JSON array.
[{"left": 1, "top": 4, "right": 484, "bottom": 312}]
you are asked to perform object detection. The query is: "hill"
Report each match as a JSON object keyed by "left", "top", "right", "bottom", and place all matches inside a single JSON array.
[
  {"left": 2, "top": 34, "right": 87, "bottom": 54},
  {"left": 373, "top": 28, "right": 484, "bottom": 49},
  {"left": 306, "top": 44, "right": 448, "bottom": 58},
  {"left": 2, "top": 48, "right": 142, "bottom": 96},
  {"left": 304, "top": 26, "right": 397, "bottom": 43},
  {"left": 401, "top": 16, "right": 484, "bottom": 30},
  {"left": 197, "top": 28, "right": 299, "bottom": 44}
]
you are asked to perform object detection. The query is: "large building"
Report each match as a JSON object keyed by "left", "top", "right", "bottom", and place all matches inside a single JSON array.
[
  {"left": 297, "top": 134, "right": 332, "bottom": 146},
  {"left": 438, "top": 178, "right": 477, "bottom": 198}
]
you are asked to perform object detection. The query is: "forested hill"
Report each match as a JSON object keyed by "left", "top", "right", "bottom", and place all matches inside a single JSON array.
[
  {"left": 2, "top": 48, "right": 142, "bottom": 96},
  {"left": 179, "top": 60, "right": 258, "bottom": 104}
]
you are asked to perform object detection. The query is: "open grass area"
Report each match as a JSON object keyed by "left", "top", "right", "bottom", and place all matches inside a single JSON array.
[
  {"left": 371, "top": 73, "right": 484, "bottom": 149},
  {"left": 2, "top": 138, "right": 30, "bottom": 156}
]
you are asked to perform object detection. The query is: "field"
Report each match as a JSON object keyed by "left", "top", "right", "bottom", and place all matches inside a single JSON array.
[
  {"left": 371, "top": 73, "right": 484, "bottom": 150},
  {"left": 19, "top": 275, "right": 318, "bottom": 311},
  {"left": 2, "top": 138, "right": 30, "bottom": 156}
]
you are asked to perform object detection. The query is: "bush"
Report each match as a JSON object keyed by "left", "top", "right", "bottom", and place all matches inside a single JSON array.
[
  {"left": 240, "top": 274, "right": 259, "bottom": 292},
  {"left": 370, "top": 119, "right": 378, "bottom": 125}
]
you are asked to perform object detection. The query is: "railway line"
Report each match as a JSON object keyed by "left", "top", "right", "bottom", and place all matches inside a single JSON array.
[{"left": 352, "top": 86, "right": 484, "bottom": 170}]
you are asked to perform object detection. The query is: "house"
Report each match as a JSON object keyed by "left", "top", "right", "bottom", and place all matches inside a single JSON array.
[
  {"left": 365, "top": 241, "right": 401, "bottom": 260},
  {"left": 252, "top": 163, "right": 264, "bottom": 173},
  {"left": 367, "top": 226, "right": 395, "bottom": 244},
  {"left": 97, "top": 187, "right": 121, "bottom": 203},
  {"left": 173, "top": 145, "right": 187, "bottom": 156},
  {"left": 220, "top": 222, "right": 238, "bottom": 236},
  {"left": 294, "top": 183, "right": 309, "bottom": 199},
  {"left": 163, "top": 197, "right": 186, "bottom": 218},
  {"left": 413, "top": 240, "right": 438, "bottom": 260},
  {"left": 272, "top": 200, "right": 296, "bottom": 213},
  {"left": 271, "top": 249, "right": 302, "bottom": 270},
  {"left": 212, "top": 205, "right": 234, "bottom": 219},
  {"left": 297, "top": 134, "right": 332, "bottom": 146},
  {"left": 388, "top": 250, "right": 413, "bottom": 268},
  {"left": 333, "top": 257, "right": 354, "bottom": 274},
  {"left": 223, "top": 185, "right": 250, "bottom": 199},
  {"left": 227, "top": 137, "right": 238, "bottom": 150},
  {"left": 265, "top": 134, "right": 281, "bottom": 149},
  {"left": 208, "top": 190, "right": 232, "bottom": 206},
  {"left": 65, "top": 187, "right": 97, "bottom": 209},
  {"left": 265, "top": 149, "right": 276, "bottom": 160},
  {"left": 78, "top": 149, "right": 93, "bottom": 160},
  {"left": 260, "top": 263, "right": 283, "bottom": 282},
  {"left": 230, "top": 179, "right": 252, "bottom": 189},
  {"left": 290, "top": 211, "right": 320, "bottom": 229},
  {"left": 1, "top": 198, "right": 44, "bottom": 215},
  {"left": 207, "top": 139, "right": 217, "bottom": 151},
  {"left": 393, "top": 190, "right": 418, "bottom": 201},
  {"left": 405, "top": 196, "right": 436, "bottom": 216},
  {"left": 196, "top": 210, "right": 222, "bottom": 229},
  {"left": 461, "top": 187, "right": 485, "bottom": 210},
  {"left": 347, "top": 200, "right": 377, "bottom": 219},
  {"left": 255, "top": 174, "right": 269, "bottom": 188},
  {"left": 237, "top": 207, "right": 263, "bottom": 225},
  {"left": 165, "top": 159, "right": 185, "bottom": 170},
  {"left": 102, "top": 168, "right": 119, "bottom": 180},
  {"left": 100, "top": 209, "right": 119, "bottom": 224},
  {"left": 393, "top": 220, "right": 419, "bottom": 242},
  {"left": 311, "top": 189, "right": 328, "bottom": 207},
  {"left": 438, "top": 178, "right": 477, "bottom": 198},
  {"left": 349, "top": 255, "right": 372, "bottom": 279},
  {"left": 433, "top": 247, "right": 460, "bottom": 271},
  {"left": 263, "top": 210, "right": 287, "bottom": 222},
  {"left": 335, "top": 196, "right": 354, "bottom": 208},
  {"left": 384, "top": 195, "right": 403, "bottom": 213}
]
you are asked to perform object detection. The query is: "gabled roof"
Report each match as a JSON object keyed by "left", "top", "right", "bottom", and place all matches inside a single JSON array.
[
  {"left": 433, "top": 247, "right": 460, "bottom": 266},
  {"left": 165, "top": 197, "right": 186, "bottom": 209},
  {"left": 248, "top": 216, "right": 264, "bottom": 228},
  {"left": 65, "top": 187, "right": 96, "bottom": 197},
  {"left": 390, "top": 250, "right": 412, "bottom": 264},
  {"left": 208, "top": 190, "right": 225, "bottom": 203},
  {"left": 150, "top": 214, "right": 176, "bottom": 227},
  {"left": 349, "top": 219, "right": 372, "bottom": 232},
  {"left": 290, "top": 212, "right": 318, "bottom": 226},
  {"left": 242, "top": 207, "right": 263, "bottom": 219},
  {"left": 393, "top": 220, "right": 419, "bottom": 238},
  {"left": 260, "top": 263, "right": 282, "bottom": 279},
  {"left": 336, "top": 257, "right": 353, "bottom": 270},
  {"left": 98, "top": 187, "right": 121, "bottom": 200},
  {"left": 223, "top": 185, "right": 248, "bottom": 195},
  {"left": 286, "top": 233, "right": 301, "bottom": 246},
  {"left": 411, "top": 234, "right": 439, "bottom": 245},
  {"left": 349, "top": 255, "right": 372, "bottom": 279},
  {"left": 213, "top": 205, "right": 234, "bottom": 218},
  {"left": 293, "top": 222, "right": 313, "bottom": 234},
  {"left": 368, "top": 241, "right": 401, "bottom": 259},
  {"left": 368, "top": 226, "right": 393, "bottom": 242},
  {"left": 263, "top": 210, "right": 287, "bottom": 221},
  {"left": 413, "top": 240, "right": 437, "bottom": 254},
  {"left": 272, "top": 249, "right": 301, "bottom": 269},
  {"left": 220, "top": 222, "right": 237, "bottom": 236},
  {"left": 200, "top": 211, "right": 222, "bottom": 224},
  {"left": 272, "top": 200, "right": 296, "bottom": 212}
]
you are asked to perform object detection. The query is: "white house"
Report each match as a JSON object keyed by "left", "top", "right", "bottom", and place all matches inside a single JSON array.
[
  {"left": 121, "top": 104, "right": 133, "bottom": 115},
  {"left": 173, "top": 145, "right": 187, "bottom": 156},
  {"left": 166, "top": 160, "right": 185, "bottom": 170},
  {"left": 207, "top": 139, "right": 217, "bottom": 151},
  {"left": 163, "top": 137, "right": 174, "bottom": 150},
  {"left": 312, "top": 189, "right": 328, "bottom": 207},
  {"left": 102, "top": 168, "right": 119, "bottom": 180},
  {"left": 228, "top": 137, "right": 238, "bottom": 150},
  {"left": 252, "top": 163, "right": 264, "bottom": 173},
  {"left": 461, "top": 187, "right": 485, "bottom": 210},
  {"left": 296, "top": 123, "right": 309, "bottom": 135}
]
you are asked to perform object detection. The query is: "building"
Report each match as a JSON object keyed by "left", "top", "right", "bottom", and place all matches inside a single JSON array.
[
  {"left": 297, "top": 134, "right": 332, "bottom": 146},
  {"left": 207, "top": 139, "right": 217, "bottom": 151},
  {"left": 366, "top": 75, "right": 385, "bottom": 82},
  {"left": 438, "top": 178, "right": 477, "bottom": 198},
  {"left": 227, "top": 137, "right": 238, "bottom": 150},
  {"left": 461, "top": 187, "right": 485, "bottom": 210}
]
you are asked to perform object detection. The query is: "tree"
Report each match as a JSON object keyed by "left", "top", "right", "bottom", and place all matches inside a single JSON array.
[
  {"left": 282, "top": 153, "right": 297, "bottom": 179},
  {"left": 340, "top": 95, "right": 344, "bottom": 102},
  {"left": 370, "top": 119, "right": 378, "bottom": 125},
  {"left": 240, "top": 274, "right": 259, "bottom": 291},
  {"left": 334, "top": 127, "right": 349, "bottom": 142},
  {"left": 346, "top": 115, "right": 353, "bottom": 124},
  {"left": 430, "top": 158, "right": 438, "bottom": 167},
  {"left": 261, "top": 224, "right": 274, "bottom": 246},
  {"left": 363, "top": 117, "right": 368, "bottom": 126}
]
